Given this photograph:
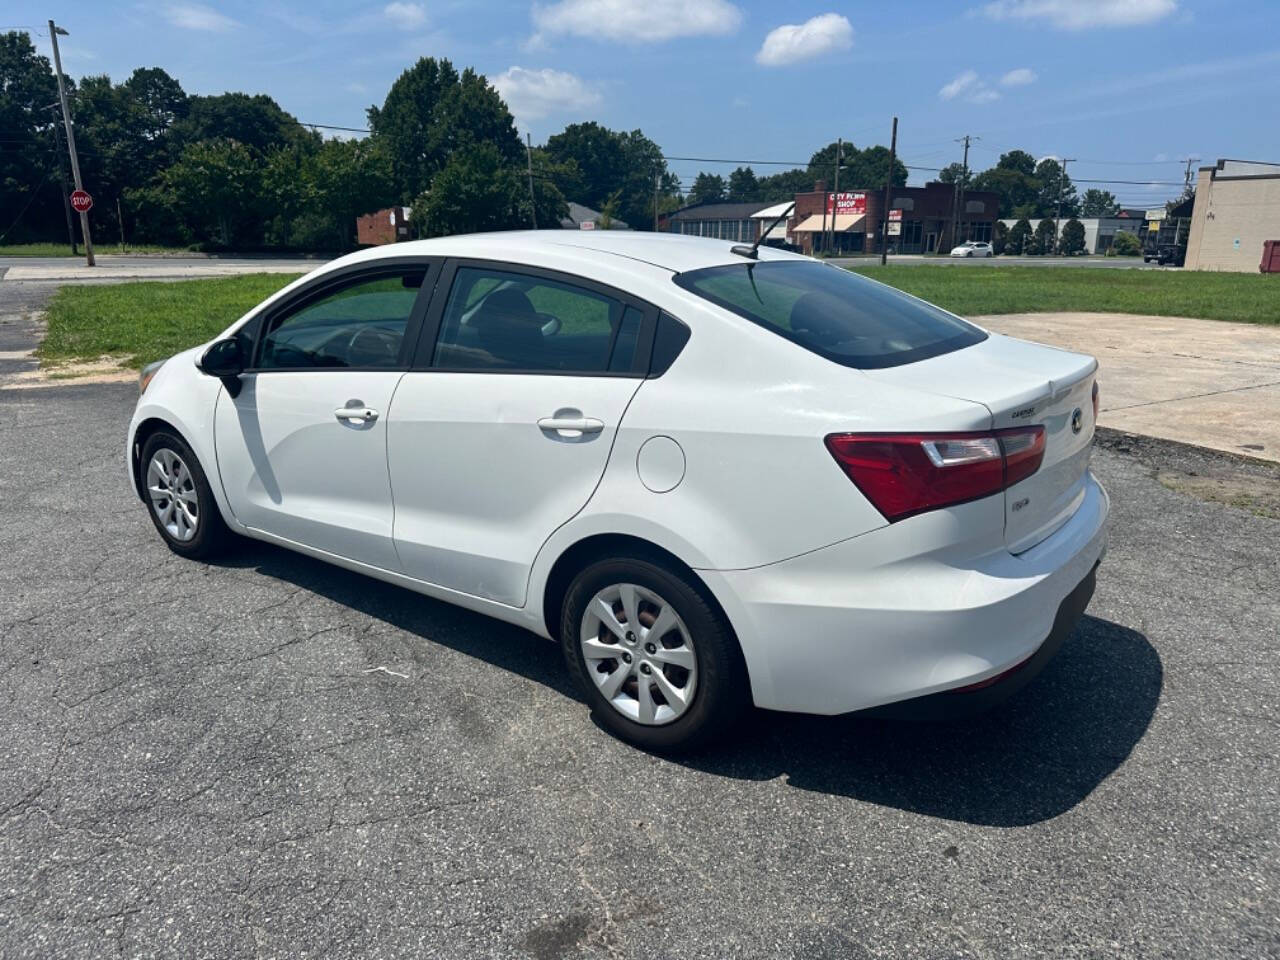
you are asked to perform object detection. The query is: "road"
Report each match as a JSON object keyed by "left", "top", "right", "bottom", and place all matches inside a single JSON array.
[
  {"left": 832, "top": 254, "right": 1173, "bottom": 269},
  {"left": 1, "top": 337, "right": 1277, "bottom": 954}
]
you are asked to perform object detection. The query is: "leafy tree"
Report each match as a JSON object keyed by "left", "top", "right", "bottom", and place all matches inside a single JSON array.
[
  {"left": 971, "top": 167, "right": 1039, "bottom": 218},
  {"left": 727, "top": 166, "right": 758, "bottom": 202},
  {"left": 808, "top": 140, "right": 907, "bottom": 189},
  {"left": 1111, "top": 230, "right": 1142, "bottom": 256},
  {"left": 688, "top": 173, "right": 726, "bottom": 205},
  {"left": 1081, "top": 188, "right": 1118, "bottom": 217},
  {"left": 1033, "top": 158, "right": 1079, "bottom": 218},
  {"left": 369, "top": 58, "right": 520, "bottom": 203},
  {"left": 1060, "top": 217, "right": 1086, "bottom": 255},
  {"left": 1006, "top": 217, "right": 1032, "bottom": 255},
  {"left": 938, "top": 162, "right": 971, "bottom": 188},
  {"left": 410, "top": 141, "right": 565, "bottom": 238},
  {"left": 160, "top": 138, "right": 264, "bottom": 248},
  {"left": 996, "top": 150, "right": 1037, "bottom": 176},
  {"left": 0, "top": 31, "right": 61, "bottom": 243},
  {"left": 176, "top": 92, "right": 313, "bottom": 158},
  {"left": 123, "top": 67, "right": 188, "bottom": 142},
  {"left": 543, "top": 122, "right": 676, "bottom": 229},
  {"left": 755, "top": 167, "right": 815, "bottom": 200},
  {"left": 992, "top": 219, "right": 1009, "bottom": 255},
  {"left": 1030, "top": 217, "right": 1056, "bottom": 255},
  {"left": 264, "top": 137, "right": 394, "bottom": 249}
]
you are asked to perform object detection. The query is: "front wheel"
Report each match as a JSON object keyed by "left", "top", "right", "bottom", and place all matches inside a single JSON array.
[
  {"left": 140, "top": 430, "right": 231, "bottom": 560},
  {"left": 561, "top": 555, "right": 749, "bottom": 752}
]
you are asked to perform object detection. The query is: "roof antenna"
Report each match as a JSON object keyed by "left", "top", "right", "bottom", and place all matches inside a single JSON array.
[{"left": 731, "top": 202, "right": 795, "bottom": 260}]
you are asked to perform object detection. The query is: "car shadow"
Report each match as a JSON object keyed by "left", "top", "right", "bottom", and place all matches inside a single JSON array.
[{"left": 213, "top": 542, "right": 1160, "bottom": 827}]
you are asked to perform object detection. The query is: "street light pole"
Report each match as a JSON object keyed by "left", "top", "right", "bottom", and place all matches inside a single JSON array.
[
  {"left": 48, "top": 20, "right": 94, "bottom": 267},
  {"left": 1053, "top": 157, "right": 1076, "bottom": 255},
  {"left": 880, "top": 116, "right": 897, "bottom": 266}
]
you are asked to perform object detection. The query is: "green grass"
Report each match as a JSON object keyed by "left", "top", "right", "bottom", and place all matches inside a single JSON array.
[
  {"left": 0, "top": 242, "right": 195, "bottom": 257},
  {"left": 849, "top": 265, "right": 1280, "bottom": 325},
  {"left": 39, "top": 273, "right": 302, "bottom": 369}
]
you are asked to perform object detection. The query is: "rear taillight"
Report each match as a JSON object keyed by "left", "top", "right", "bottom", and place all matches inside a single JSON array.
[
  {"left": 1092, "top": 380, "right": 1100, "bottom": 420},
  {"left": 825, "top": 427, "right": 1046, "bottom": 522}
]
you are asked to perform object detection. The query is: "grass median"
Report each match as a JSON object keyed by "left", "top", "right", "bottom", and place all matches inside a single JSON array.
[
  {"left": 850, "top": 265, "right": 1280, "bottom": 325},
  {"left": 34, "top": 263, "right": 1280, "bottom": 372},
  {"left": 0, "top": 242, "right": 195, "bottom": 257},
  {"left": 38, "top": 272, "right": 302, "bottom": 369}
]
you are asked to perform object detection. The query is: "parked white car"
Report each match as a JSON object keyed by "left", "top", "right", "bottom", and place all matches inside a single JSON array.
[
  {"left": 127, "top": 232, "right": 1107, "bottom": 751},
  {"left": 950, "top": 240, "right": 994, "bottom": 257}
]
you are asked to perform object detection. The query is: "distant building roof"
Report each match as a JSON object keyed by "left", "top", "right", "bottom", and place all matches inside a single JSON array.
[
  {"left": 750, "top": 201, "right": 794, "bottom": 219},
  {"left": 665, "top": 202, "right": 767, "bottom": 221},
  {"left": 561, "top": 201, "right": 629, "bottom": 230}
]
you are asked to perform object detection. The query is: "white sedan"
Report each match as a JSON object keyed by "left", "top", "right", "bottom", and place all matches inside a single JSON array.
[
  {"left": 127, "top": 232, "right": 1107, "bottom": 751},
  {"left": 950, "top": 240, "right": 994, "bottom": 257}
]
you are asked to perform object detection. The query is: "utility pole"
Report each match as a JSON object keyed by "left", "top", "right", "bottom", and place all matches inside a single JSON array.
[
  {"left": 1178, "top": 156, "right": 1200, "bottom": 198},
  {"left": 950, "top": 134, "right": 976, "bottom": 250},
  {"left": 48, "top": 109, "right": 77, "bottom": 255},
  {"left": 49, "top": 20, "right": 93, "bottom": 267},
  {"left": 1053, "top": 157, "right": 1076, "bottom": 254},
  {"left": 116, "top": 197, "right": 126, "bottom": 250},
  {"left": 525, "top": 133, "right": 537, "bottom": 229},
  {"left": 653, "top": 169, "right": 659, "bottom": 231},
  {"left": 880, "top": 116, "right": 898, "bottom": 266},
  {"left": 828, "top": 137, "right": 842, "bottom": 256}
]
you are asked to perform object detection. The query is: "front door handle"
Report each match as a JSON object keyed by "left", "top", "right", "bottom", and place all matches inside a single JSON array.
[
  {"left": 335, "top": 406, "right": 379, "bottom": 423},
  {"left": 537, "top": 416, "right": 604, "bottom": 435}
]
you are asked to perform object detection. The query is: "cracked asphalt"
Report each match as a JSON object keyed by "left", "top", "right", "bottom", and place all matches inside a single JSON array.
[{"left": 2, "top": 343, "right": 1279, "bottom": 957}]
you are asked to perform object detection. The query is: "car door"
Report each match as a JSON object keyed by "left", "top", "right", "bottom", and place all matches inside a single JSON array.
[
  {"left": 214, "top": 261, "right": 437, "bottom": 570},
  {"left": 387, "top": 259, "right": 656, "bottom": 607}
]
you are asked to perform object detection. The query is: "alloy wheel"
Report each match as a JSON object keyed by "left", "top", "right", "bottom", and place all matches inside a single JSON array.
[
  {"left": 579, "top": 582, "right": 698, "bottom": 725},
  {"left": 146, "top": 447, "right": 199, "bottom": 543}
]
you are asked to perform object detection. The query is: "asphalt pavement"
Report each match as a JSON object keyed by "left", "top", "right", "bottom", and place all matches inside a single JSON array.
[
  {"left": 1, "top": 368, "right": 1277, "bottom": 957},
  {"left": 831, "top": 254, "right": 1172, "bottom": 269}
]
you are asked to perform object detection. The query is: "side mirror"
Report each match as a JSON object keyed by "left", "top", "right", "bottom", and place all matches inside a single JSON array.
[{"left": 198, "top": 338, "right": 244, "bottom": 396}]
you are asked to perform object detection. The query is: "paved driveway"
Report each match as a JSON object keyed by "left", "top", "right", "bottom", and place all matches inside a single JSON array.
[
  {"left": 0, "top": 380, "right": 1276, "bottom": 958},
  {"left": 980, "top": 312, "right": 1280, "bottom": 463}
]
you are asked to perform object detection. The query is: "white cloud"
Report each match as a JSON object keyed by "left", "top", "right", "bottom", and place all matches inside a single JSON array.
[
  {"left": 981, "top": 0, "right": 1176, "bottom": 30},
  {"left": 492, "top": 66, "right": 601, "bottom": 123},
  {"left": 939, "top": 69, "right": 979, "bottom": 100},
  {"left": 531, "top": 0, "right": 741, "bottom": 43},
  {"left": 163, "top": 3, "right": 239, "bottom": 31},
  {"left": 1000, "top": 67, "right": 1037, "bottom": 86},
  {"left": 384, "top": 2, "right": 427, "bottom": 28},
  {"left": 755, "top": 13, "right": 853, "bottom": 67},
  {"left": 939, "top": 69, "right": 1001, "bottom": 104}
]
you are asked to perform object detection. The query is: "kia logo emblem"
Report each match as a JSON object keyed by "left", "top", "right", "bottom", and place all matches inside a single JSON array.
[{"left": 1071, "top": 407, "right": 1083, "bottom": 434}]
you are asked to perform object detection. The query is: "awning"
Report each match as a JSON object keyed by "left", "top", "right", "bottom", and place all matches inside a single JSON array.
[{"left": 791, "top": 214, "right": 865, "bottom": 233}]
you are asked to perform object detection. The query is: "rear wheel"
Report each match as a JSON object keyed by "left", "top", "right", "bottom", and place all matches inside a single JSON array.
[
  {"left": 561, "top": 555, "right": 748, "bottom": 752},
  {"left": 140, "top": 430, "right": 231, "bottom": 560}
]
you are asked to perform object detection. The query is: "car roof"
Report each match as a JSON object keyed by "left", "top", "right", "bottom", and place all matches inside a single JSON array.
[{"left": 325, "top": 230, "right": 804, "bottom": 278}]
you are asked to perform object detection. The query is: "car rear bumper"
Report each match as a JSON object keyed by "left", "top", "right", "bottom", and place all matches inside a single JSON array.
[{"left": 702, "top": 471, "right": 1109, "bottom": 715}]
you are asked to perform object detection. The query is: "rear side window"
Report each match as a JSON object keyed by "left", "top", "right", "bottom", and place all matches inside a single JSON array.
[
  {"left": 431, "top": 266, "right": 639, "bottom": 374},
  {"left": 674, "top": 261, "right": 985, "bottom": 369}
]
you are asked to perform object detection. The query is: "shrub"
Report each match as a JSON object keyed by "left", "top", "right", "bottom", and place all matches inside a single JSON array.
[
  {"left": 1111, "top": 231, "right": 1142, "bottom": 256},
  {"left": 1060, "top": 218, "right": 1086, "bottom": 255},
  {"left": 1006, "top": 218, "right": 1031, "bottom": 255}
]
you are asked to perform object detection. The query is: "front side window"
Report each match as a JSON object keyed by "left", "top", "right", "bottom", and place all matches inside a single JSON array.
[
  {"left": 257, "top": 270, "right": 425, "bottom": 370},
  {"left": 674, "top": 260, "right": 986, "bottom": 369},
  {"left": 431, "top": 267, "right": 639, "bottom": 374}
]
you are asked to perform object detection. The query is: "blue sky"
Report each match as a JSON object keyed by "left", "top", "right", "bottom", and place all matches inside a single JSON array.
[{"left": 10, "top": 0, "right": 1280, "bottom": 206}]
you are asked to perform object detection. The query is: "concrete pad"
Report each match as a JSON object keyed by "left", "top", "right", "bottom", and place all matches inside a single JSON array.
[{"left": 977, "top": 312, "right": 1280, "bottom": 462}]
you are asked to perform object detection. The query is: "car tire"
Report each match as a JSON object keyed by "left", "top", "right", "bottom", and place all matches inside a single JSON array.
[
  {"left": 561, "top": 554, "right": 749, "bottom": 752},
  {"left": 140, "top": 430, "right": 232, "bottom": 560}
]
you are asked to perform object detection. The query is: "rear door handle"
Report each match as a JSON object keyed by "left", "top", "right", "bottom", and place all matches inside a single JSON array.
[
  {"left": 537, "top": 416, "right": 604, "bottom": 435},
  {"left": 335, "top": 406, "right": 379, "bottom": 423}
]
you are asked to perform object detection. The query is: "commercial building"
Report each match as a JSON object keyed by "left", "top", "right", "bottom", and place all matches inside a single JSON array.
[
  {"left": 658, "top": 202, "right": 764, "bottom": 243},
  {"left": 997, "top": 216, "right": 1145, "bottom": 255},
  {"left": 356, "top": 206, "right": 412, "bottom": 245},
  {"left": 1184, "top": 159, "right": 1280, "bottom": 272},
  {"left": 560, "top": 202, "right": 629, "bottom": 230},
  {"left": 787, "top": 181, "right": 1001, "bottom": 256}
]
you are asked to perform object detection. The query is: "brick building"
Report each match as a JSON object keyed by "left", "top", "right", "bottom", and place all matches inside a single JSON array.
[
  {"left": 788, "top": 180, "right": 1001, "bottom": 256},
  {"left": 356, "top": 206, "right": 412, "bottom": 245}
]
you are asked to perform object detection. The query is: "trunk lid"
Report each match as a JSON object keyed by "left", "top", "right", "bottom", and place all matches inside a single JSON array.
[{"left": 863, "top": 332, "right": 1097, "bottom": 552}]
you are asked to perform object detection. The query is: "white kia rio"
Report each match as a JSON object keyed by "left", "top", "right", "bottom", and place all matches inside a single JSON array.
[{"left": 127, "top": 231, "right": 1107, "bottom": 751}]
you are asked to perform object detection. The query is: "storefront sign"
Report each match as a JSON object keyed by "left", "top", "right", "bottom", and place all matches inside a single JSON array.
[{"left": 826, "top": 192, "right": 867, "bottom": 215}]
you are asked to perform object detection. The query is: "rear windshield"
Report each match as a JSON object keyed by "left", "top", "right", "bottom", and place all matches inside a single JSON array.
[{"left": 674, "top": 260, "right": 986, "bottom": 369}]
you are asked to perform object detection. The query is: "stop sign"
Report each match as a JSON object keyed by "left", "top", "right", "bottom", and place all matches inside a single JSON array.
[{"left": 70, "top": 190, "right": 93, "bottom": 213}]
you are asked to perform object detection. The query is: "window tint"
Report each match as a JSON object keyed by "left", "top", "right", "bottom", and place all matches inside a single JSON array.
[
  {"left": 431, "top": 267, "right": 638, "bottom": 374},
  {"left": 674, "top": 261, "right": 986, "bottom": 369},
  {"left": 257, "top": 270, "right": 424, "bottom": 370}
]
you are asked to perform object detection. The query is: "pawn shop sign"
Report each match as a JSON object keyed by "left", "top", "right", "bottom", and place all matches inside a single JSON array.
[{"left": 70, "top": 190, "right": 93, "bottom": 213}]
